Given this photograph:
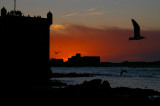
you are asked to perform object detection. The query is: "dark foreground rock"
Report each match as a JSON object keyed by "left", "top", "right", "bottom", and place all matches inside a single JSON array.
[{"left": 5, "top": 79, "right": 160, "bottom": 105}]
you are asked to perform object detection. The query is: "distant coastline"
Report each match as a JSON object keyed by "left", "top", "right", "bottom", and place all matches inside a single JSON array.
[
  {"left": 50, "top": 53, "right": 160, "bottom": 67},
  {"left": 50, "top": 60, "right": 160, "bottom": 67}
]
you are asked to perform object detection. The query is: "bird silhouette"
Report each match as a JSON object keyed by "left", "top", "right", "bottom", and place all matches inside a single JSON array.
[
  {"left": 129, "top": 19, "right": 145, "bottom": 40},
  {"left": 55, "top": 51, "right": 61, "bottom": 54}
]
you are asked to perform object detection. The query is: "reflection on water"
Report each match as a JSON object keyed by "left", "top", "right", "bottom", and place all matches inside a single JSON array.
[{"left": 51, "top": 67, "right": 160, "bottom": 92}]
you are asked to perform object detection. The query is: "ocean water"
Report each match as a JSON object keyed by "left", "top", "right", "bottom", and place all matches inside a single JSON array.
[{"left": 51, "top": 67, "right": 160, "bottom": 92}]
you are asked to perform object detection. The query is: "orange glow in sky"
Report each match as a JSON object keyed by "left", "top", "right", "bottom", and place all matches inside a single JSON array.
[
  {"left": 1, "top": 0, "right": 160, "bottom": 62},
  {"left": 50, "top": 24, "right": 160, "bottom": 62}
]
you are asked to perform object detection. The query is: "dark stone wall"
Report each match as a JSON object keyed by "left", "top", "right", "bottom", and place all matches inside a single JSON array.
[{"left": 0, "top": 15, "right": 52, "bottom": 89}]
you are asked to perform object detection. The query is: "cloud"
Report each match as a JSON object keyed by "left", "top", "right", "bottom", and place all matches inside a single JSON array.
[
  {"left": 86, "top": 8, "right": 96, "bottom": 12},
  {"left": 63, "top": 8, "right": 105, "bottom": 18},
  {"left": 80, "top": 12, "right": 106, "bottom": 16},
  {"left": 63, "top": 12, "right": 80, "bottom": 17},
  {"left": 50, "top": 24, "right": 71, "bottom": 30}
]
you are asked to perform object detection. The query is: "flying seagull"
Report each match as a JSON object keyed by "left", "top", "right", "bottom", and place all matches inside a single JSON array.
[
  {"left": 129, "top": 19, "right": 145, "bottom": 40},
  {"left": 55, "top": 51, "right": 61, "bottom": 54}
]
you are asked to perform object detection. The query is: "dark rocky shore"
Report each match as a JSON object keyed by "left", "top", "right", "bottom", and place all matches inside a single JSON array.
[{"left": 6, "top": 79, "right": 160, "bottom": 105}]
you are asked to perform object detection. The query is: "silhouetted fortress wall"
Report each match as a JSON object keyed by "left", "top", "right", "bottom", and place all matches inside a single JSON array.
[{"left": 0, "top": 7, "right": 52, "bottom": 88}]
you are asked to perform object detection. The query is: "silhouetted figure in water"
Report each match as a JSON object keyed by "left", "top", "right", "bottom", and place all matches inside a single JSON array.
[
  {"left": 129, "top": 19, "right": 145, "bottom": 40},
  {"left": 120, "top": 70, "right": 127, "bottom": 76}
]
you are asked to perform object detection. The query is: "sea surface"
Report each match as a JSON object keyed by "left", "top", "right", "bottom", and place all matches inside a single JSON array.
[{"left": 51, "top": 67, "right": 160, "bottom": 92}]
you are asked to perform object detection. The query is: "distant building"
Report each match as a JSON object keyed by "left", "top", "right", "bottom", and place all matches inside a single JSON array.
[
  {"left": 67, "top": 53, "right": 100, "bottom": 66},
  {"left": 0, "top": 7, "right": 52, "bottom": 87},
  {"left": 50, "top": 59, "right": 64, "bottom": 66}
]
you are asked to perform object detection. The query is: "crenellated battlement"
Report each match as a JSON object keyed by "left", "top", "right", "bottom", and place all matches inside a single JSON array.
[
  {"left": 0, "top": 15, "right": 49, "bottom": 25},
  {"left": 0, "top": 7, "right": 52, "bottom": 25}
]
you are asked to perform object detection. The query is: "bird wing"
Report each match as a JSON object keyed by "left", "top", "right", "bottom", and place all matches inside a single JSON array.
[{"left": 132, "top": 19, "right": 140, "bottom": 37}]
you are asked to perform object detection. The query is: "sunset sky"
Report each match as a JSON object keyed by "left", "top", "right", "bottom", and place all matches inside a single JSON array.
[{"left": 1, "top": 0, "right": 160, "bottom": 62}]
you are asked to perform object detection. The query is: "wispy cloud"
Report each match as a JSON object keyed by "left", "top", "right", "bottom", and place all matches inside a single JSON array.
[
  {"left": 79, "top": 12, "right": 106, "bottom": 16},
  {"left": 63, "top": 8, "right": 105, "bottom": 18},
  {"left": 86, "top": 8, "right": 96, "bottom": 12},
  {"left": 50, "top": 24, "right": 71, "bottom": 30},
  {"left": 63, "top": 12, "right": 80, "bottom": 18}
]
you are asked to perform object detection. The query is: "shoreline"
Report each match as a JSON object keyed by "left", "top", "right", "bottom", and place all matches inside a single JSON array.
[
  {"left": 50, "top": 61, "right": 160, "bottom": 67},
  {"left": 6, "top": 79, "right": 160, "bottom": 105}
]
